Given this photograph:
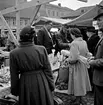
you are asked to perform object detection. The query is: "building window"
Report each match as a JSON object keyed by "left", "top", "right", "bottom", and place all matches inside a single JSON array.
[
  {"left": 20, "top": 19, "right": 23, "bottom": 25},
  {"left": 48, "top": 10, "right": 50, "bottom": 15},
  {"left": 57, "top": 12, "right": 58, "bottom": 16},
  {"left": 53, "top": 11, "right": 55, "bottom": 16},
  {"left": 61, "top": 12, "right": 64, "bottom": 16},
  {"left": 5, "top": 18, "right": 9, "bottom": 25},
  {"left": 13, "top": 18, "right": 16, "bottom": 26},
  {"left": 25, "top": 19, "right": 28, "bottom": 25},
  {"left": 81, "top": 9, "right": 85, "bottom": 13}
]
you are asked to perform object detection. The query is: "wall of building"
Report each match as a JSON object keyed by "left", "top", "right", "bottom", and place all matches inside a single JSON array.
[
  {"left": 0, "top": 3, "right": 73, "bottom": 30},
  {"left": 44, "top": 3, "right": 73, "bottom": 18}
]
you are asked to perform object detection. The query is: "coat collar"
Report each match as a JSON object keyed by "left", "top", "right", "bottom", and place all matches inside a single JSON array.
[
  {"left": 19, "top": 42, "right": 34, "bottom": 47},
  {"left": 94, "top": 36, "right": 103, "bottom": 53},
  {"left": 95, "top": 37, "right": 103, "bottom": 48},
  {"left": 74, "top": 37, "right": 83, "bottom": 41},
  {"left": 43, "top": 27, "right": 52, "bottom": 39}
]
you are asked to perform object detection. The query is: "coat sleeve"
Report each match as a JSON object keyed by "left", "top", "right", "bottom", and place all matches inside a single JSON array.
[
  {"left": 42, "top": 47, "right": 55, "bottom": 91},
  {"left": 89, "top": 41, "right": 103, "bottom": 69},
  {"left": 57, "top": 34, "right": 69, "bottom": 49},
  {"left": 37, "top": 30, "right": 44, "bottom": 45},
  {"left": 10, "top": 52, "right": 19, "bottom": 96},
  {"left": 90, "top": 52, "right": 103, "bottom": 69},
  {"left": 69, "top": 42, "right": 80, "bottom": 64}
]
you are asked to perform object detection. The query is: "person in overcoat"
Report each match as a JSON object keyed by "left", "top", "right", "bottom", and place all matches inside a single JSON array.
[
  {"left": 54, "top": 26, "right": 70, "bottom": 56},
  {"left": 86, "top": 27, "right": 100, "bottom": 92},
  {"left": 89, "top": 13, "right": 103, "bottom": 104},
  {"left": 68, "top": 28, "right": 92, "bottom": 105},
  {"left": 86, "top": 27, "right": 100, "bottom": 56},
  {"left": 10, "top": 26, "right": 55, "bottom": 105},
  {"left": 89, "top": 18, "right": 103, "bottom": 105},
  {"left": 37, "top": 23, "right": 53, "bottom": 54}
]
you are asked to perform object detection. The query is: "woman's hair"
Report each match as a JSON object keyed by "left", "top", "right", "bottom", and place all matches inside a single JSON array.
[
  {"left": 19, "top": 25, "right": 35, "bottom": 42},
  {"left": 69, "top": 28, "right": 82, "bottom": 38},
  {"left": 60, "top": 27, "right": 66, "bottom": 35}
]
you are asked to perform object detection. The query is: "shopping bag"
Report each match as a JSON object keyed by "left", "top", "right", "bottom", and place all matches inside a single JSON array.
[
  {"left": 57, "top": 52, "right": 70, "bottom": 83},
  {"left": 57, "top": 66, "right": 69, "bottom": 84}
]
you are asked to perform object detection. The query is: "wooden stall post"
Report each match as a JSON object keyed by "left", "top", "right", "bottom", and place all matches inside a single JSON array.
[
  {"left": 0, "top": 12, "right": 19, "bottom": 46},
  {"left": 16, "top": 0, "right": 21, "bottom": 41},
  {"left": 29, "top": 4, "right": 41, "bottom": 26}
]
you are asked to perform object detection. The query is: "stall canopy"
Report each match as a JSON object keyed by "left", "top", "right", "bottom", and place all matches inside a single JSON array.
[
  {"left": 33, "top": 16, "right": 72, "bottom": 25},
  {"left": 66, "top": 4, "right": 103, "bottom": 27}
]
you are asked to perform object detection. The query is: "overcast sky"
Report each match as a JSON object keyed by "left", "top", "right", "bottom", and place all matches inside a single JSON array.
[{"left": 50, "top": 0, "right": 102, "bottom": 10}]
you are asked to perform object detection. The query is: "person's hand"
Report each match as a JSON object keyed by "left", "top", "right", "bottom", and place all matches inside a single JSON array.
[
  {"left": 88, "top": 59, "right": 95, "bottom": 66},
  {"left": 87, "top": 56, "right": 94, "bottom": 62}
]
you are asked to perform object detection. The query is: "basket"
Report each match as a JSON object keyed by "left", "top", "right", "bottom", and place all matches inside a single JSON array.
[{"left": 0, "top": 98, "right": 18, "bottom": 105}]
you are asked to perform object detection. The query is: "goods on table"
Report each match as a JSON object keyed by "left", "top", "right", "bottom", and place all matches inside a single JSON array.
[{"left": 0, "top": 67, "right": 10, "bottom": 88}]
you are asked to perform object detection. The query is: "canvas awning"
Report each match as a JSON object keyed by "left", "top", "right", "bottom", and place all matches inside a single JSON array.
[
  {"left": 33, "top": 16, "right": 72, "bottom": 25},
  {"left": 66, "top": 4, "right": 103, "bottom": 26}
]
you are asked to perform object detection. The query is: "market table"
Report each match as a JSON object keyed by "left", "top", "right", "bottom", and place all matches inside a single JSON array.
[{"left": 0, "top": 85, "right": 10, "bottom": 98}]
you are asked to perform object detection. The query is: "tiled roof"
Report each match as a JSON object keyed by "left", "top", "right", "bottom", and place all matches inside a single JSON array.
[{"left": 62, "top": 6, "right": 94, "bottom": 19}]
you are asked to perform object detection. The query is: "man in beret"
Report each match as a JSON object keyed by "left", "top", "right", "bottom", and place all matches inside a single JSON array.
[{"left": 89, "top": 13, "right": 103, "bottom": 105}]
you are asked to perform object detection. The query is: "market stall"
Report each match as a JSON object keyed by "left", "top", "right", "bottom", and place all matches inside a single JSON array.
[
  {"left": 33, "top": 16, "right": 72, "bottom": 26},
  {"left": 66, "top": 4, "right": 103, "bottom": 27}
]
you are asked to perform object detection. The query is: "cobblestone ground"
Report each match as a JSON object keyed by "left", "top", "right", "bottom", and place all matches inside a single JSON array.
[
  {"left": 53, "top": 71, "right": 94, "bottom": 105},
  {"left": 54, "top": 92, "right": 94, "bottom": 105},
  {"left": 0, "top": 86, "right": 94, "bottom": 105}
]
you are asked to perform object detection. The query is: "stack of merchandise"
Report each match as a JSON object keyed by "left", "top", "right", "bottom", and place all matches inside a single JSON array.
[
  {"left": 0, "top": 67, "right": 10, "bottom": 89},
  {"left": 0, "top": 50, "right": 10, "bottom": 95}
]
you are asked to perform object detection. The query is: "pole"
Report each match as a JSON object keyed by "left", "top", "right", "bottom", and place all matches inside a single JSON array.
[
  {"left": 0, "top": 12, "right": 18, "bottom": 46},
  {"left": 16, "top": 0, "right": 20, "bottom": 41}
]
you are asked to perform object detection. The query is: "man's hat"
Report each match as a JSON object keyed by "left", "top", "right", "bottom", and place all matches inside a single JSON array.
[{"left": 86, "top": 27, "right": 96, "bottom": 33}]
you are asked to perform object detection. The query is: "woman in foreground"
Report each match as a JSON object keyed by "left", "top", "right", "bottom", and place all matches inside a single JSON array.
[{"left": 10, "top": 26, "right": 55, "bottom": 105}]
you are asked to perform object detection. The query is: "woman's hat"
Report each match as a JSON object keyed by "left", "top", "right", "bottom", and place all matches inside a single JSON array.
[
  {"left": 19, "top": 25, "right": 35, "bottom": 42},
  {"left": 20, "top": 26, "right": 35, "bottom": 36}
]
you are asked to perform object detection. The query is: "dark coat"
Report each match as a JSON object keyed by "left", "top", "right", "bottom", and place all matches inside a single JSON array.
[
  {"left": 10, "top": 42, "right": 55, "bottom": 105},
  {"left": 91, "top": 37, "right": 103, "bottom": 86},
  {"left": 54, "top": 32, "right": 70, "bottom": 56},
  {"left": 37, "top": 27, "right": 53, "bottom": 54},
  {"left": 56, "top": 32, "right": 70, "bottom": 50},
  {"left": 87, "top": 34, "right": 100, "bottom": 56}
]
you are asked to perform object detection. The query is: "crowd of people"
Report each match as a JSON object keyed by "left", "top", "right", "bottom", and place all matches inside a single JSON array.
[{"left": 1, "top": 11, "right": 103, "bottom": 105}]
